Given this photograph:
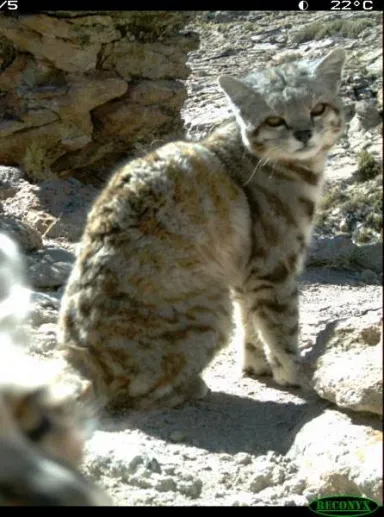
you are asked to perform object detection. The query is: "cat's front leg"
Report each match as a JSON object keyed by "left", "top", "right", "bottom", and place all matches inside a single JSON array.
[
  {"left": 235, "top": 293, "right": 272, "bottom": 377},
  {"left": 237, "top": 277, "right": 300, "bottom": 387}
]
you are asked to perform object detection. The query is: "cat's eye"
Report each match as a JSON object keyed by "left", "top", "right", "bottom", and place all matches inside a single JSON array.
[
  {"left": 311, "top": 103, "right": 326, "bottom": 117},
  {"left": 25, "top": 415, "right": 52, "bottom": 442},
  {"left": 265, "top": 116, "right": 286, "bottom": 127},
  {"left": 12, "top": 389, "right": 53, "bottom": 442}
]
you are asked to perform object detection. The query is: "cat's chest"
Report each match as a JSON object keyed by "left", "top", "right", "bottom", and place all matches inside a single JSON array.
[{"left": 246, "top": 175, "right": 323, "bottom": 257}]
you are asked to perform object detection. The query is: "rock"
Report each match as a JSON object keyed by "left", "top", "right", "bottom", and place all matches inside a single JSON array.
[
  {"left": 28, "top": 291, "right": 60, "bottom": 327},
  {"left": 85, "top": 440, "right": 149, "bottom": 481},
  {"left": 0, "top": 12, "right": 198, "bottom": 181},
  {"left": 288, "top": 409, "right": 383, "bottom": 504},
  {"left": 29, "top": 323, "right": 59, "bottom": 355},
  {"left": 91, "top": 93, "right": 175, "bottom": 145},
  {"left": 84, "top": 431, "right": 166, "bottom": 482},
  {"left": 355, "top": 101, "right": 383, "bottom": 131},
  {"left": 352, "top": 242, "right": 382, "bottom": 274},
  {"left": 213, "top": 11, "right": 249, "bottom": 23},
  {"left": 234, "top": 452, "right": 253, "bottom": 465},
  {"left": 1, "top": 17, "right": 101, "bottom": 73},
  {"left": 0, "top": 121, "right": 66, "bottom": 176},
  {"left": 304, "top": 310, "right": 382, "bottom": 416},
  {"left": 352, "top": 223, "right": 379, "bottom": 245},
  {"left": 0, "top": 110, "right": 59, "bottom": 138},
  {"left": 0, "top": 73, "right": 127, "bottom": 174},
  {"left": 153, "top": 477, "right": 177, "bottom": 493},
  {"left": 177, "top": 477, "right": 203, "bottom": 498},
  {"left": 367, "top": 57, "right": 382, "bottom": 74},
  {"left": 282, "top": 495, "right": 309, "bottom": 506},
  {"left": 169, "top": 431, "right": 186, "bottom": 443},
  {"left": 0, "top": 216, "right": 42, "bottom": 252},
  {"left": 359, "top": 49, "right": 382, "bottom": 69},
  {"left": 3, "top": 177, "right": 97, "bottom": 242},
  {"left": 359, "top": 269, "right": 380, "bottom": 285},
  {"left": 308, "top": 235, "right": 356, "bottom": 267},
  {"left": 247, "top": 454, "right": 287, "bottom": 493},
  {"left": 23, "top": 13, "right": 121, "bottom": 46},
  {"left": 101, "top": 35, "right": 197, "bottom": 81},
  {"left": 339, "top": 217, "right": 349, "bottom": 233},
  {"left": 343, "top": 101, "right": 356, "bottom": 123},
  {"left": 26, "top": 246, "right": 74, "bottom": 288},
  {"left": 0, "top": 166, "right": 25, "bottom": 200},
  {"left": 308, "top": 235, "right": 382, "bottom": 274},
  {"left": 56, "top": 72, "right": 128, "bottom": 117}
]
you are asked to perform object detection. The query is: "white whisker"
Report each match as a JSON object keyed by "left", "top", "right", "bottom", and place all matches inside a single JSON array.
[{"left": 242, "top": 160, "right": 262, "bottom": 186}]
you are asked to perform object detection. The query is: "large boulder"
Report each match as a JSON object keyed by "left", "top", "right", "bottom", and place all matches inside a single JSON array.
[
  {"left": 288, "top": 409, "right": 382, "bottom": 504},
  {"left": 302, "top": 310, "right": 383, "bottom": 416}
]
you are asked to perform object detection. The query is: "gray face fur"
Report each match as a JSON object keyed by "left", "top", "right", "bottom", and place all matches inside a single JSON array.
[{"left": 218, "top": 48, "right": 346, "bottom": 162}]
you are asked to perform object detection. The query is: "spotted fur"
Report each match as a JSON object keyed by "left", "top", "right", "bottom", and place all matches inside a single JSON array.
[
  {"left": 0, "top": 233, "right": 110, "bottom": 506},
  {"left": 58, "top": 48, "right": 346, "bottom": 410}
]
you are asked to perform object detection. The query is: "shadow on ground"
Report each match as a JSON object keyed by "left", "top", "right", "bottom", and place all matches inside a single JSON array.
[
  {"left": 100, "top": 390, "right": 327, "bottom": 456},
  {"left": 299, "top": 267, "right": 364, "bottom": 286}
]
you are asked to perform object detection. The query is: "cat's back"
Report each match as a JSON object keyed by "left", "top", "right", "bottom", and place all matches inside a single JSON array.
[
  {"left": 70, "top": 139, "right": 250, "bottom": 293},
  {"left": 89, "top": 140, "right": 245, "bottom": 239}
]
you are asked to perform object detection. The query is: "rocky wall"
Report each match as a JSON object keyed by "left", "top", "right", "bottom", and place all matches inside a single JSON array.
[{"left": 0, "top": 11, "right": 199, "bottom": 184}]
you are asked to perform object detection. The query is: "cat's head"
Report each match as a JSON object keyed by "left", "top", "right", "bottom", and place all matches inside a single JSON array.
[{"left": 218, "top": 48, "right": 346, "bottom": 162}]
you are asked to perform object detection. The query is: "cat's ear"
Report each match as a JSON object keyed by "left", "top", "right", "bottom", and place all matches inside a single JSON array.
[
  {"left": 314, "top": 48, "right": 346, "bottom": 94},
  {"left": 218, "top": 75, "right": 270, "bottom": 129}
]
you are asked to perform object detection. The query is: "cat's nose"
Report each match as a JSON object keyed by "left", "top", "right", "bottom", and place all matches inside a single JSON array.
[{"left": 293, "top": 129, "right": 312, "bottom": 144}]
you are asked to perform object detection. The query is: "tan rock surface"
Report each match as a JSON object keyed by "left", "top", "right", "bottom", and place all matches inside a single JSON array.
[
  {"left": 0, "top": 12, "right": 198, "bottom": 181},
  {"left": 305, "top": 311, "right": 383, "bottom": 416}
]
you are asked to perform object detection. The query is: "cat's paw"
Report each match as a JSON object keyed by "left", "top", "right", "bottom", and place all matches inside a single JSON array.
[
  {"left": 270, "top": 355, "right": 300, "bottom": 387},
  {"left": 180, "top": 376, "right": 210, "bottom": 401},
  {"left": 161, "top": 377, "right": 210, "bottom": 408},
  {"left": 242, "top": 342, "right": 272, "bottom": 377}
]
